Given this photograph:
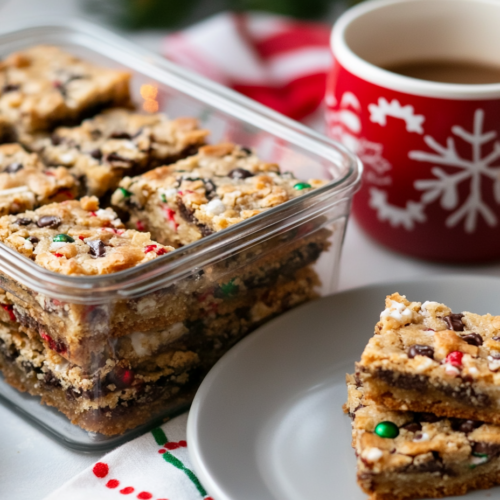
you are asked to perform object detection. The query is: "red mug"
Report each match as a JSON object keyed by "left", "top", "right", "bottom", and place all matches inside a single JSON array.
[{"left": 327, "top": 0, "right": 500, "bottom": 262}]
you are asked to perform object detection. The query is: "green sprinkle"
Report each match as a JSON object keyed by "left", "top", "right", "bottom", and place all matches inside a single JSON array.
[
  {"left": 220, "top": 279, "right": 239, "bottom": 298},
  {"left": 52, "top": 234, "right": 74, "bottom": 243},
  {"left": 293, "top": 182, "right": 311, "bottom": 190},
  {"left": 119, "top": 187, "right": 132, "bottom": 198},
  {"left": 472, "top": 452, "right": 488, "bottom": 458},
  {"left": 374, "top": 421, "right": 399, "bottom": 439},
  {"left": 161, "top": 193, "right": 167, "bottom": 203}
]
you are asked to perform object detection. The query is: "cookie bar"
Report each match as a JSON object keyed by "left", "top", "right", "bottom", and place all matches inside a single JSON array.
[
  {"left": 111, "top": 142, "right": 325, "bottom": 247},
  {"left": 0, "top": 193, "right": 326, "bottom": 368},
  {"left": 0, "top": 196, "right": 173, "bottom": 275},
  {"left": 345, "top": 374, "right": 500, "bottom": 500},
  {"left": 25, "top": 108, "right": 208, "bottom": 197},
  {"left": 356, "top": 293, "right": 500, "bottom": 425},
  {"left": 0, "top": 45, "right": 131, "bottom": 136},
  {"left": 0, "top": 267, "right": 318, "bottom": 435},
  {"left": 0, "top": 143, "right": 78, "bottom": 215}
]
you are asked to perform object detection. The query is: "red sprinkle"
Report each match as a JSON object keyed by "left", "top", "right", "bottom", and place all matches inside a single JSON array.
[
  {"left": 121, "top": 369, "right": 134, "bottom": 386},
  {"left": 106, "top": 479, "right": 119, "bottom": 489},
  {"left": 89, "top": 211, "right": 97, "bottom": 217},
  {"left": 92, "top": 462, "right": 109, "bottom": 478},
  {"left": 44, "top": 171, "right": 56, "bottom": 177},
  {"left": 137, "top": 493, "right": 152, "bottom": 500},
  {"left": 1, "top": 304, "right": 16, "bottom": 322},
  {"left": 144, "top": 244, "right": 157, "bottom": 254},
  {"left": 136, "top": 220, "right": 146, "bottom": 231},
  {"left": 57, "top": 189, "right": 74, "bottom": 200},
  {"left": 54, "top": 253, "right": 63, "bottom": 258},
  {"left": 78, "top": 235, "right": 85, "bottom": 240},
  {"left": 196, "top": 289, "right": 214, "bottom": 303},
  {"left": 40, "top": 331, "right": 67, "bottom": 354},
  {"left": 446, "top": 351, "right": 464, "bottom": 367},
  {"left": 156, "top": 247, "right": 168, "bottom": 256},
  {"left": 120, "top": 486, "right": 134, "bottom": 495},
  {"left": 163, "top": 206, "right": 178, "bottom": 231}
]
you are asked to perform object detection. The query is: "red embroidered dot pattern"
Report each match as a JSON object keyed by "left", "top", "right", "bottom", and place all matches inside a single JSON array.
[
  {"left": 164, "top": 441, "right": 187, "bottom": 451},
  {"left": 92, "top": 432, "right": 206, "bottom": 500},
  {"left": 93, "top": 462, "right": 109, "bottom": 478}
]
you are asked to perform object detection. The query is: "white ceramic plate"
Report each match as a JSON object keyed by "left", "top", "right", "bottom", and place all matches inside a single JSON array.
[{"left": 187, "top": 275, "right": 500, "bottom": 500}]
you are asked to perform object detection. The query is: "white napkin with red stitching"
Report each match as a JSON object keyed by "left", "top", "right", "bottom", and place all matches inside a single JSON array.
[
  {"left": 43, "top": 11, "right": 331, "bottom": 500},
  {"left": 45, "top": 414, "right": 213, "bottom": 500}
]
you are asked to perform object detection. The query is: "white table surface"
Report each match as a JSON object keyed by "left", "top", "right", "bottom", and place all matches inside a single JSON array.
[{"left": 1, "top": 0, "right": 500, "bottom": 498}]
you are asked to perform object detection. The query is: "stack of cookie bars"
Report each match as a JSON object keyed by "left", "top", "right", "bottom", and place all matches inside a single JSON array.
[
  {"left": 346, "top": 293, "right": 500, "bottom": 499},
  {"left": 0, "top": 45, "right": 331, "bottom": 435}
]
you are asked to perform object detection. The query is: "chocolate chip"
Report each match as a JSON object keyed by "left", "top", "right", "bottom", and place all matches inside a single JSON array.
[
  {"left": 241, "top": 147, "right": 252, "bottom": 155},
  {"left": 461, "top": 333, "right": 483, "bottom": 346},
  {"left": 2, "top": 84, "right": 19, "bottom": 93},
  {"left": 472, "top": 442, "right": 500, "bottom": 457},
  {"left": 451, "top": 419, "right": 482, "bottom": 433},
  {"left": 26, "top": 236, "right": 39, "bottom": 245},
  {"left": 203, "top": 179, "right": 216, "bottom": 199},
  {"left": 50, "top": 134, "right": 63, "bottom": 146},
  {"left": 408, "top": 344, "right": 434, "bottom": 359},
  {"left": 402, "top": 422, "right": 422, "bottom": 432},
  {"left": 416, "top": 412, "right": 441, "bottom": 423},
  {"left": 14, "top": 217, "right": 31, "bottom": 225},
  {"left": 90, "top": 148, "right": 102, "bottom": 160},
  {"left": 109, "top": 132, "right": 132, "bottom": 140},
  {"left": 4, "top": 162, "right": 23, "bottom": 173},
  {"left": 444, "top": 313, "right": 465, "bottom": 331},
  {"left": 228, "top": 168, "right": 254, "bottom": 180},
  {"left": 87, "top": 239, "right": 105, "bottom": 258},
  {"left": 43, "top": 371, "right": 61, "bottom": 389},
  {"left": 106, "top": 152, "right": 131, "bottom": 163},
  {"left": 37, "top": 215, "right": 61, "bottom": 228}
]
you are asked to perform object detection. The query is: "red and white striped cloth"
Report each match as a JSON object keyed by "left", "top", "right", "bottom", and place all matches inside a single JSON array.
[{"left": 164, "top": 12, "right": 332, "bottom": 121}]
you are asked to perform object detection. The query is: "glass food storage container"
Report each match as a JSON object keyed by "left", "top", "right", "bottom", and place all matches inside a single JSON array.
[{"left": 0, "top": 20, "right": 362, "bottom": 451}]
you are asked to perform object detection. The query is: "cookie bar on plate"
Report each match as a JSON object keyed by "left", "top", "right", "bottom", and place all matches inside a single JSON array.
[
  {"left": 25, "top": 108, "right": 208, "bottom": 197},
  {"left": 345, "top": 374, "right": 500, "bottom": 500},
  {"left": 356, "top": 293, "right": 500, "bottom": 424},
  {"left": 0, "top": 143, "right": 78, "bottom": 215},
  {"left": 111, "top": 142, "right": 325, "bottom": 247},
  {"left": 0, "top": 45, "right": 130, "bottom": 137}
]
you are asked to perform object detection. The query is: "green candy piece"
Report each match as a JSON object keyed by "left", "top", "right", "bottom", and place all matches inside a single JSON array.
[
  {"left": 119, "top": 187, "right": 132, "bottom": 198},
  {"left": 293, "top": 182, "right": 311, "bottom": 190},
  {"left": 52, "top": 234, "right": 75, "bottom": 243},
  {"left": 374, "top": 421, "right": 399, "bottom": 439},
  {"left": 160, "top": 193, "right": 167, "bottom": 203},
  {"left": 220, "top": 279, "right": 239, "bottom": 298}
]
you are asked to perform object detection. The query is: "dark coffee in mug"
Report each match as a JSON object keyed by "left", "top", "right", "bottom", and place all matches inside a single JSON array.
[{"left": 384, "top": 59, "right": 500, "bottom": 84}]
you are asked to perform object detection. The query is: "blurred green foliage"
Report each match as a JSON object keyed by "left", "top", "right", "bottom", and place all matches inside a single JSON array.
[{"left": 83, "top": 0, "right": 351, "bottom": 29}]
